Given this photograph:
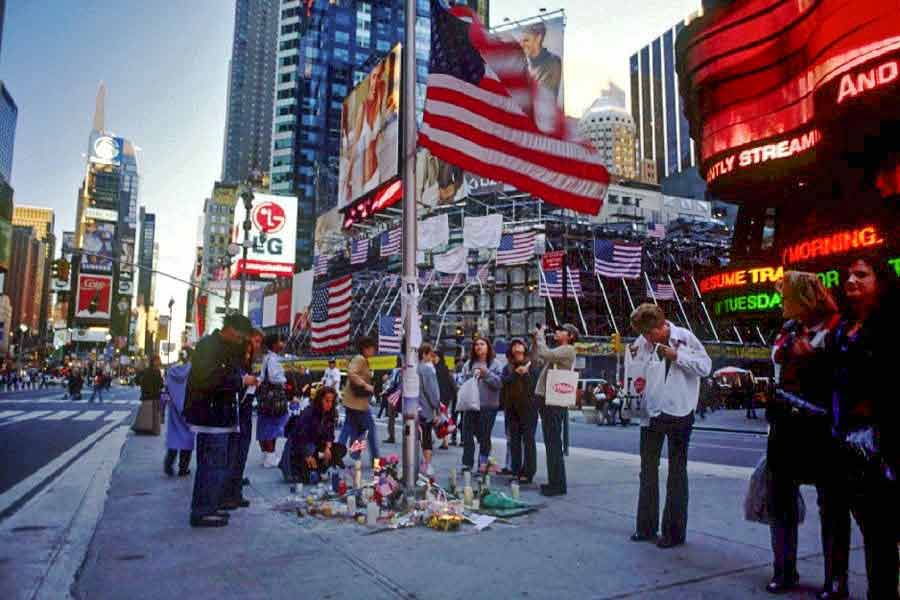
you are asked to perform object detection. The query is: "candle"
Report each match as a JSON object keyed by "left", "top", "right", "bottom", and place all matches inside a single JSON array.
[
  {"left": 472, "top": 498, "right": 480, "bottom": 510},
  {"left": 463, "top": 470, "right": 471, "bottom": 488},
  {"left": 484, "top": 474, "right": 491, "bottom": 489},
  {"left": 366, "top": 502, "right": 379, "bottom": 526},
  {"left": 450, "top": 468, "right": 458, "bottom": 490},
  {"left": 353, "top": 460, "right": 363, "bottom": 489},
  {"left": 463, "top": 485, "right": 473, "bottom": 507},
  {"left": 511, "top": 481, "right": 520, "bottom": 499},
  {"left": 347, "top": 495, "right": 357, "bottom": 514}
]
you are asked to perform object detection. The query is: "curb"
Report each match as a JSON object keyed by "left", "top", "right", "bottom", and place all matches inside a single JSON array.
[{"left": 694, "top": 425, "right": 767, "bottom": 435}]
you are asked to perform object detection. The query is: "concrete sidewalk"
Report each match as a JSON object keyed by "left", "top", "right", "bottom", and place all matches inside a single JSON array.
[
  {"left": 73, "top": 420, "right": 868, "bottom": 599},
  {"left": 693, "top": 409, "right": 769, "bottom": 434}
]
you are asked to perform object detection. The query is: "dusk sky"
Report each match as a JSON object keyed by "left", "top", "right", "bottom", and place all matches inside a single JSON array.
[{"left": 1, "top": 0, "right": 698, "bottom": 344}]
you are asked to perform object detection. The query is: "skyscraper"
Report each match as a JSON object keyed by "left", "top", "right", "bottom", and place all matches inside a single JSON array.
[
  {"left": 579, "top": 83, "right": 638, "bottom": 181},
  {"left": 0, "top": 83, "right": 16, "bottom": 187},
  {"left": 270, "top": 0, "right": 487, "bottom": 271},
  {"left": 12, "top": 205, "right": 55, "bottom": 338},
  {"left": 221, "top": 0, "right": 279, "bottom": 185},
  {"left": 138, "top": 207, "right": 156, "bottom": 308}
]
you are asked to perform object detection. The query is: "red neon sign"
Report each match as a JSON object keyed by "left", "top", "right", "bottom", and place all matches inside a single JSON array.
[
  {"left": 781, "top": 226, "right": 885, "bottom": 265},
  {"left": 837, "top": 59, "right": 899, "bottom": 104},
  {"left": 699, "top": 266, "right": 784, "bottom": 294},
  {"left": 706, "top": 129, "right": 821, "bottom": 183}
]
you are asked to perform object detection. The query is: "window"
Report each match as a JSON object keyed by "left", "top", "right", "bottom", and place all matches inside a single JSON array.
[
  {"left": 608, "top": 195, "right": 619, "bottom": 204},
  {"left": 622, "top": 197, "right": 633, "bottom": 206}
]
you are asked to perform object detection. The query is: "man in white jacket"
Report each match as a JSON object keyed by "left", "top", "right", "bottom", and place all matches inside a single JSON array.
[{"left": 626, "top": 304, "right": 711, "bottom": 549}]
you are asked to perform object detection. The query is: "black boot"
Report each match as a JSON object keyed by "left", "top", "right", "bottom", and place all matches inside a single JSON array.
[
  {"left": 177, "top": 451, "right": 192, "bottom": 476},
  {"left": 816, "top": 577, "right": 848, "bottom": 600},
  {"left": 164, "top": 450, "right": 177, "bottom": 476}
]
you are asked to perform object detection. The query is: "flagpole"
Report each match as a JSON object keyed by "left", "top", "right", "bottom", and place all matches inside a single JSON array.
[
  {"left": 733, "top": 325, "right": 744, "bottom": 344},
  {"left": 537, "top": 261, "right": 559, "bottom": 326},
  {"left": 755, "top": 325, "right": 768, "bottom": 346},
  {"left": 568, "top": 269, "right": 589, "bottom": 336},
  {"left": 643, "top": 272, "right": 658, "bottom": 306},
  {"left": 401, "top": 0, "right": 420, "bottom": 492},
  {"left": 667, "top": 273, "right": 694, "bottom": 333},
  {"left": 595, "top": 274, "right": 618, "bottom": 335},
  {"left": 351, "top": 278, "right": 381, "bottom": 339},
  {"left": 621, "top": 277, "right": 636, "bottom": 312},
  {"left": 690, "top": 274, "right": 720, "bottom": 342}
]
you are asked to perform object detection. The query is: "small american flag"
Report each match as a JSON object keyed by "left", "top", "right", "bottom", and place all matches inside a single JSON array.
[
  {"left": 418, "top": 269, "right": 434, "bottom": 287},
  {"left": 380, "top": 228, "right": 401, "bottom": 257},
  {"left": 647, "top": 223, "right": 666, "bottom": 240},
  {"left": 387, "top": 387, "right": 401, "bottom": 409},
  {"left": 496, "top": 231, "right": 536, "bottom": 265},
  {"left": 647, "top": 281, "right": 676, "bottom": 301},
  {"left": 467, "top": 263, "right": 490, "bottom": 284},
  {"left": 350, "top": 239, "right": 369, "bottom": 265},
  {"left": 438, "top": 272, "right": 462, "bottom": 287},
  {"left": 594, "top": 240, "right": 642, "bottom": 279},
  {"left": 378, "top": 315, "right": 402, "bottom": 354},
  {"left": 313, "top": 254, "right": 329, "bottom": 277},
  {"left": 540, "top": 269, "right": 582, "bottom": 299},
  {"left": 310, "top": 275, "right": 352, "bottom": 353}
]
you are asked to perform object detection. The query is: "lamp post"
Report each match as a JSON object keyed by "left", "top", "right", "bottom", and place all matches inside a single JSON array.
[
  {"left": 18, "top": 324, "right": 28, "bottom": 368},
  {"left": 239, "top": 189, "right": 254, "bottom": 314},
  {"left": 167, "top": 297, "right": 175, "bottom": 364}
]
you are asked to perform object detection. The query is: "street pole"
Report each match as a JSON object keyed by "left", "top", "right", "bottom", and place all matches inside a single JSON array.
[
  {"left": 401, "top": 0, "right": 420, "bottom": 493},
  {"left": 239, "top": 189, "right": 254, "bottom": 314}
]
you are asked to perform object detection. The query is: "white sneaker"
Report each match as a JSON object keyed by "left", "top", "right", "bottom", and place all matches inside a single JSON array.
[{"left": 263, "top": 452, "right": 278, "bottom": 468}]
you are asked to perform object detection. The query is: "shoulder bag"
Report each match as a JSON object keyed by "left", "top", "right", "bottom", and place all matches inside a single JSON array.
[
  {"left": 545, "top": 361, "right": 578, "bottom": 408},
  {"left": 258, "top": 356, "right": 289, "bottom": 418}
]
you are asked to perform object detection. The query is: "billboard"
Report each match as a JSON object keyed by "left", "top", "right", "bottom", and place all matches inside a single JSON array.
[
  {"left": 416, "top": 147, "right": 469, "bottom": 212},
  {"left": 80, "top": 221, "right": 115, "bottom": 273},
  {"left": 248, "top": 287, "right": 264, "bottom": 328},
  {"left": 338, "top": 44, "right": 401, "bottom": 209},
  {"left": 502, "top": 16, "right": 565, "bottom": 107},
  {"left": 75, "top": 274, "right": 113, "bottom": 320},
  {"left": 314, "top": 207, "right": 343, "bottom": 255},
  {"left": 291, "top": 270, "right": 314, "bottom": 331},
  {"left": 89, "top": 133, "right": 124, "bottom": 166},
  {"left": 52, "top": 231, "right": 77, "bottom": 292},
  {"left": 232, "top": 192, "right": 297, "bottom": 279}
]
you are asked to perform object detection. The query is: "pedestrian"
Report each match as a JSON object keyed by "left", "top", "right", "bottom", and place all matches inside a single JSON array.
[
  {"left": 824, "top": 255, "right": 898, "bottom": 599},
  {"left": 222, "top": 331, "right": 262, "bottom": 507},
  {"left": 531, "top": 323, "right": 578, "bottom": 497},
  {"left": 257, "top": 334, "right": 288, "bottom": 469},
  {"left": 338, "top": 336, "right": 380, "bottom": 464},
  {"left": 279, "top": 386, "right": 342, "bottom": 484},
  {"left": 765, "top": 271, "right": 846, "bottom": 595},
  {"left": 133, "top": 357, "right": 164, "bottom": 435},
  {"left": 183, "top": 313, "right": 253, "bottom": 528},
  {"left": 89, "top": 371, "right": 104, "bottom": 403},
  {"left": 744, "top": 374, "right": 758, "bottom": 419},
  {"left": 382, "top": 356, "right": 402, "bottom": 445},
  {"left": 417, "top": 343, "right": 442, "bottom": 476},
  {"left": 321, "top": 359, "right": 342, "bottom": 389},
  {"left": 627, "top": 304, "right": 711, "bottom": 548},
  {"left": 501, "top": 338, "right": 540, "bottom": 484},
  {"left": 434, "top": 349, "right": 457, "bottom": 450},
  {"left": 376, "top": 373, "right": 390, "bottom": 418},
  {"left": 163, "top": 349, "right": 195, "bottom": 477},
  {"left": 459, "top": 336, "right": 502, "bottom": 474}
]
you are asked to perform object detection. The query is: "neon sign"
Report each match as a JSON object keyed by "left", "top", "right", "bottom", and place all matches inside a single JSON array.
[
  {"left": 837, "top": 58, "right": 899, "bottom": 104},
  {"left": 891, "top": 257, "right": 900, "bottom": 276},
  {"left": 700, "top": 266, "right": 784, "bottom": 294},
  {"left": 706, "top": 129, "right": 822, "bottom": 184},
  {"left": 781, "top": 226, "right": 884, "bottom": 265},
  {"left": 714, "top": 292, "right": 782, "bottom": 315}
]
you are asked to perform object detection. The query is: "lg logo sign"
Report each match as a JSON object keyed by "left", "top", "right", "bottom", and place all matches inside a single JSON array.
[{"left": 251, "top": 201, "right": 286, "bottom": 234}]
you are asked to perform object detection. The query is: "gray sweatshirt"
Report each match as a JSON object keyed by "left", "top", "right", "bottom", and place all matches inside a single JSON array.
[
  {"left": 417, "top": 362, "right": 442, "bottom": 420},
  {"left": 461, "top": 359, "right": 503, "bottom": 411}
]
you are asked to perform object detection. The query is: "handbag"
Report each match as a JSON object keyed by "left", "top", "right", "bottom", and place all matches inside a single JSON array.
[
  {"left": 257, "top": 357, "right": 289, "bottom": 418},
  {"left": 744, "top": 455, "right": 806, "bottom": 524},
  {"left": 456, "top": 377, "right": 480, "bottom": 412},
  {"left": 546, "top": 368, "right": 578, "bottom": 408}
]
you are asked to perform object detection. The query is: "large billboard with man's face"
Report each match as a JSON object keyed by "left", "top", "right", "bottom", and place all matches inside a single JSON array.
[
  {"left": 338, "top": 44, "right": 402, "bottom": 209},
  {"left": 502, "top": 16, "right": 565, "bottom": 107}
]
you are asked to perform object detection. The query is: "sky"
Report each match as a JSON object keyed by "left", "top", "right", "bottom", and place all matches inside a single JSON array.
[{"left": 1, "top": 0, "right": 698, "bottom": 349}]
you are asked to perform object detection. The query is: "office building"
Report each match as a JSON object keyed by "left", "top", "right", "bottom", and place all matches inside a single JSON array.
[
  {"left": 579, "top": 83, "right": 638, "bottom": 181},
  {"left": 221, "top": 0, "right": 279, "bottom": 185},
  {"left": 7, "top": 226, "right": 46, "bottom": 334},
  {"left": 270, "top": 0, "right": 487, "bottom": 271},
  {"left": 0, "top": 82, "right": 16, "bottom": 187},
  {"left": 12, "top": 205, "right": 55, "bottom": 341},
  {"left": 137, "top": 208, "right": 156, "bottom": 308},
  {"left": 201, "top": 182, "right": 238, "bottom": 280}
]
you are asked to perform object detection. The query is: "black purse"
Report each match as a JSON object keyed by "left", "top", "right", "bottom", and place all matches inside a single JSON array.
[{"left": 257, "top": 357, "right": 288, "bottom": 418}]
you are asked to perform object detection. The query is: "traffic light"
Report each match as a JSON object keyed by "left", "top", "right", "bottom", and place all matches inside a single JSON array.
[
  {"left": 611, "top": 332, "right": 622, "bottom": 354},
  {"left": 57, "top": 258, "right": 70, "bottom": 282},
  {"left": 51, "top": 259, "right": 60, "bottom": 280}
]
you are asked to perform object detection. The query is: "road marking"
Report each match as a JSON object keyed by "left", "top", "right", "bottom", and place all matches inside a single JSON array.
[
  {"left": 0, "top": 410, "right": 25, "bottom": 419},
  {"left": 3, "top": 411, "right": 53, "bottom": 424},
  {"left": 104, "top": 411, "right": 130, "bottom": 421},
  {"left": 73, "top": 411, "right": 104, "bottom": 421},
  {"left": 42, "top": 410, "right": 79, "bottom": 421}
]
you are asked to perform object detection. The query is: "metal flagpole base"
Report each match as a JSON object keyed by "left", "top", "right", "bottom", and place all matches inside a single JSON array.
[{"left": 401, "top": 393, "right": 419, "bottom": 491}]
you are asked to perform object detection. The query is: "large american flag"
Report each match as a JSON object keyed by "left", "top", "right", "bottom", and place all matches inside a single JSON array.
[
  {"left": 540, "top": 269, "right": 582, "bottom": 299},
  {"left": 310, "top": 275, "right": 353, "bottom": 353},
  {"left": 420, "top": 0, "right": 609, "bottom": 216},
  {"left": 647, "top": 280, "right": 676, "bottom": 301},
  {"left": 378, "top": 315, "right": 402, "bottom": 354},
  {"left": 496, "top": 231, "right": 536, "bottom": 265},
  {"left": 594, "top": 240, "right": 642, "bottom": 279},
  {"left": 350, "top": 238, "right": 369, "bottom": 265},
  {"left": 313, "top": 254, "right": 329, "bottom": 277},
  {"left": 380, "top": 228, "right": 401, "bottom": 257}
]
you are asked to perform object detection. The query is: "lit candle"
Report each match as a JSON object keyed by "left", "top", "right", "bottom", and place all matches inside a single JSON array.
[
  {"left": 511, "top": 481, "right": 520, "bottom": 499},
  {"left": 347, "top": 495, "right": 357, "bottom": 514},
  {"left": 463, "top": 485, "right": 473, "bottom": 507},
  {"left": 366, "top": 501, "right": 379, "bottom": 526},
  {"left": 353, "top": 460, "right": 362, "bottom": 489}
]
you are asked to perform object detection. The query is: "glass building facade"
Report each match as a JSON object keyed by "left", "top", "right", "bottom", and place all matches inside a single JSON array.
[
  {"left": 0, "top": 82, "right": 17, "bottom": 186},
  {"left": 271, "top": 0, "right": 486, "bottom": 271}
]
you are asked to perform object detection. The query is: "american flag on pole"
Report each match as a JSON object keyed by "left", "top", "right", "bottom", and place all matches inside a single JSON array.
[
  {"left": 380, "top": 228, "right": 401, "bottom": 257},
  {"left": 496, "top": 231, "right": 536, "bottom": 265},
  {"left": 350, "top": 239, "right": 369, "bottom": 265},
  {"left": 540, "top": 269, "right": 582, "bottom": 299},
  {"left": 437, "top": 272, "right": 462, "bottom": 287},
  {"left": 594, "top": 240, "right": 642, "bottom": 279},
  {"left": 647, "top": 280, "right": 676, "bottom": 301},
  {"left": 420, "top": 0, "right": 609, "bottom": 216},
  {"left": 313, "top": 254, "right": 329, "bottom": 277},
  {"left": 418, "top": 269, "right": 434, "bottom": 287},
  {"left": 378, "top": 315, "right": 402, "bottom": 353},
  {"left": 467, "top": 263, "right": 490, "bottom": 283},
  {"left": 310, "top": 275, "right": 353, "bottom": 353},
  {"left": 647, "top": 223, "right": 666, "bottom": 239}
]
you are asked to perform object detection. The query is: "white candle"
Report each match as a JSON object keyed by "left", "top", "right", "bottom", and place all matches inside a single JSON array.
[
  {"left": 347, "top": 495, "right": 357, "bottom": 514},
  {"left": 366, "top": 502, "right": 379, "bottom": 526},
  {"left": 353, "top": 460, "right": 362, "bottom": 489},
  {"left": 511, "top": 481, "right": 520, "bottom": 499},
  {"left": 463, "top": 470, "right": 471, "bottom": 488},
  {"left": 463, "top": 485, "right": 473, "bottom": 507}
]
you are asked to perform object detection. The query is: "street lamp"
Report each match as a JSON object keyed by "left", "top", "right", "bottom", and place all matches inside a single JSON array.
[
  {"left": 167, "top": 297, "right": 175, "bottom": 364},
  {"left": 238, "top": 189, "right": 254, "bottom": 314},
  {"left": 18, "top": 324, "right": 28, "bottom": 368}
]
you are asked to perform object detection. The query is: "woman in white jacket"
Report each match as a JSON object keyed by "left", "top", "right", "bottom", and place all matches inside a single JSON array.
[{"left": 257, "top": 334, "right": 288, "bottom": 468}]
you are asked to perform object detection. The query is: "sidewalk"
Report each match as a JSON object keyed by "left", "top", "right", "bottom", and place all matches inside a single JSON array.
[
  {"left": 693, "top": 409, "right": 769, "bottom": 434},
  {"left": 73, "top": 420, "right": 867, "bottom": 599}
]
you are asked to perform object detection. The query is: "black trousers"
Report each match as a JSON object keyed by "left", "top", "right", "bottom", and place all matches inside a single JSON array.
[
  {"left": 164, "top": 449, "right": 192, "bottom": 472},
  {"left": 842, "top": 476, "right": 899, "bottom": 599},
  {"left": 223, "top": 402, "right": 253, "bottom": 502},
  {"left": 539, "top": 405, "right": 567, "bottom": 492},
  {"left": 508, "top": 405, "right": 538, "bottom": 479},
  {"left": 636, "top": 413, "right": 694, "bottom": 542}
]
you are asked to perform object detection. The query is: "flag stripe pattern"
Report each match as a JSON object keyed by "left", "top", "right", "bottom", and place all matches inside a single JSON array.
[
  {"left": 647, "top": 281, "right": 676, "bottom": 301},
  {"left": 647, "top": 223, "right": 666, "bottom": 239},
  {"left": 594, "top": 240, "right": 642, "bottom": 279},
  {"left": 313, "top": 254, "right": 329, "bottom": 278},
  {"left": 310, "top": 275, "right": 353, "bottom": 352},
  {"left": 378, "top": 315, "right": 402, "bottom": 354},
  {"left": 420, "top": 0, "right": 609, "bottom": 216},
  {"left": 496, "top": 231, "right": 536, "bottom": 265},
  {"left": 540, "top": 269, "right": 582, "bottom": 299},
  {"left": 351, "top": 239, "right": 369, "bottom": 265},
  {"left": 467, "top": 263, "right": 490, "bottom": 283},
  {"left": 380, "top": 228, "right": 401, "bottom": 257}
]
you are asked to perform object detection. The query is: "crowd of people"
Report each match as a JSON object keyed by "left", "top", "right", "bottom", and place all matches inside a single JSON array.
[{"left": 141, "top": 254, "right": 895, "bottom": 599}]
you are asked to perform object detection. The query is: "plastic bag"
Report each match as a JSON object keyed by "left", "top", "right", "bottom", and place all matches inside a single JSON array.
[
  {"left": 744, "top": 455, "right": 806, "bottom": 525},
  {"left": 456, "top": 377, "right": 480, "bottom": 412}
]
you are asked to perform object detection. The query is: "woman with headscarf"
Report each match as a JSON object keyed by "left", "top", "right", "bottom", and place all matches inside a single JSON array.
[
  {"left": 765, "top": 272, "right": 846, "bottom": 596},
  {"left": 163, "top": 349, "right": 195, "bottom": 477}
]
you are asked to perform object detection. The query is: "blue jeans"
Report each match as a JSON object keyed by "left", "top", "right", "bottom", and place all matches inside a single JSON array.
[
  {"left": 461, "top": 409, "right": 498, "bottom": 469},
  {"left": 223, "top": 403, "right": 253, "bottom": 502},
  {"left": 89, "top": 387, "right": 103, "bottom": 403},
  {"left": 338, "top": 407, "right": 379, "bottom": 461},
  {"left": 191, "top": 433, "right": 230, "bottom": 518}
]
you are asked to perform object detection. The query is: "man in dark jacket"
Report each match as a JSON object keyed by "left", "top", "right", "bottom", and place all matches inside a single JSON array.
[
  {"left": 183, "top": 314, "right": 253, "bottom": 528},
  {"left": 501, "top": 339, "right": 540, "bottom": 483}
]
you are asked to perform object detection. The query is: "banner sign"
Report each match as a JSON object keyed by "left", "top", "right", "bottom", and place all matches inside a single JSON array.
[
  {"left": 84, "top": 207, "right": 119, "bottom": 222},
  {"left": 76, "top": 274, "right": 113, "bottom": 320},
  {"left": 232, "top": 192, "right": 297, "bottom": 279},
  {"left": 80, "top": 221, "right": 115, "bottom": 273}
]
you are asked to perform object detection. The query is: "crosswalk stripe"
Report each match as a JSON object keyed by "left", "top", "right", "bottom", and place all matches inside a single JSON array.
[
  {"left": 5, "top": 410, "right": 53, "bottom": 423},
  {"left": 74, "top": 410, "right": 105, "bottom": 421},
  {"left": 104, "top": 411, "right": 130, "bottom": 421},
  {"left": 0, "top": 410, "right": 25, "bottom": 419},
  {"left": 42, "top": 410, "right": 80, "bottom": 421}
]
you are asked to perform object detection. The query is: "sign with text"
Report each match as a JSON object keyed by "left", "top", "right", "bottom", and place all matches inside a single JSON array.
[
  {"left": 75, "top": 274, "right": 113, "bottom": 320},
  {"left": 232, "top": 192, "right": 297, "bottom": 279}
]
